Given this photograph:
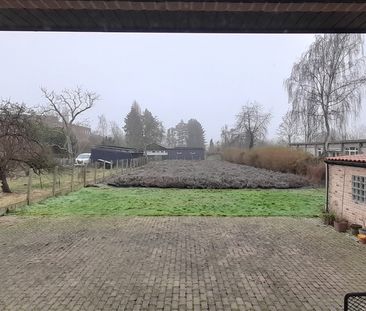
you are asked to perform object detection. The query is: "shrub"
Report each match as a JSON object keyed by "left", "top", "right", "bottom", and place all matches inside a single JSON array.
[
  {"left": 222, "top": 148, "right": 245, "bottom": 164},
  {"left": 222, "top": 146, "right": 325, "bottom": 184},
  {"left": 223, "top": 146, "right": 312, "bottom": 173},
  {"left": 306, "top": 162, "right": 326, "bottom": 185}
]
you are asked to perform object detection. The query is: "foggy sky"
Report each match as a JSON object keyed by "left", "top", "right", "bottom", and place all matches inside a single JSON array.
[{"left": 0, "top": 32, "right": 364, "bottom": 142}]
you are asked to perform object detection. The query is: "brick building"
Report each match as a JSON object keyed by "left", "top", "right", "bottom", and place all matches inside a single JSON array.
[
  {"left": 290, "top": 139, "right": 366, "bottom": 157},
  {"left": 41, "top": 115, "right": 91, "bottom": 143},
  {"left": 325, "top": 154, "right": 366, "bottom": 226}
]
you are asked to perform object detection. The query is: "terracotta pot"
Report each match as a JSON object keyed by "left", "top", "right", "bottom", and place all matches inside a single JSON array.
[{"left": 334, "top": 220, "right": 348, "bottom": 233}]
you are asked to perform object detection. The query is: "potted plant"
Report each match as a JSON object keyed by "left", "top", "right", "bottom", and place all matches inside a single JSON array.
[
  {"left": 357, "top": 234, "right": 366, "bottom": 244},
  {"left": 321, "top": 212, "right": 335, "bottom": 226},
  {"left": 334, "top": 218, "right": 348, "bottom": 233},
  {"left": 350, "top": 224, "right": 362, "bottom": 236}
]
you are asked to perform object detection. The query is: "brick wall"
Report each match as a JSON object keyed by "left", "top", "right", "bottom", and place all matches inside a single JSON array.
[{"left": 328, "top": 164, "right": 366, "bottom": 226}]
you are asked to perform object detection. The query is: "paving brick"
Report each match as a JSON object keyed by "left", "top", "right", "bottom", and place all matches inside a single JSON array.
[{"left": 0, "top": 216, "right": 365, "bottom": 310}]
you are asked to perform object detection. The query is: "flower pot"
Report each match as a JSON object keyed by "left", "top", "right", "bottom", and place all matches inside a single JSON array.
[
  {"left": 334, "top": 220, "right": 348, "bottom": 233},
  {"left": 350, "top": 224, "right": 362, "bottom": 236},
  {"left": 358, "top": 234, "right": 366, "bottom": 244}
]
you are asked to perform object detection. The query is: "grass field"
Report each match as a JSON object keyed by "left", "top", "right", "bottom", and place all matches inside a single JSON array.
[{"left": 15, "top": 187, "right": 325, "bottom": 217}]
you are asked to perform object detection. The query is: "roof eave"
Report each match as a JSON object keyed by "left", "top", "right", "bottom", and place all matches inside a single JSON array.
[{"left": 324, "top": 160, "right": 366, "bottom": 168}]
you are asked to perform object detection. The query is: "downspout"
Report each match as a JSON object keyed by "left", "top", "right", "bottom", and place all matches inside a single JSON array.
[
  {"left": 325, "top": 163, "right": 329, "bottom": 213},
  {"left": 341, "top": 166, "right": 346, "bottom": 219}
]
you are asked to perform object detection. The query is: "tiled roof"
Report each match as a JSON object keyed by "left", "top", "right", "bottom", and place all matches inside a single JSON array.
[{"left": 325, "top": 154, "right": 366, "bottom": 164}]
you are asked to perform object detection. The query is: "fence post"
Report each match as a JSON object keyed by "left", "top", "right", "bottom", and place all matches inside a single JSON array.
[
  {"left": 110, "top": 160, "right": 113, "bottom": 177},
  {"left": 103, "top": 161, "right": 106, "bottom": 181},
  {"left": 71, "top": 165, "right": 74, "bottom": 191},
  {"left": 83, "top": 165, "right": 87, "bottom": 187},
  {"left": 94, "top": 162, "right": 97, "bottom": 184},
  {"left": 52, "top": 166, "right": 58, "bottom": 196},
  {"left": 121, "top": 159, "right": 124, "bottom": 173},
  {"left": 26, "top": 168, "right": 32, "bottom": 205}
]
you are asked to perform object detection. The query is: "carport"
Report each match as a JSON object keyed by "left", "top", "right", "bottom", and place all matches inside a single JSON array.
[
  {"left": 1, "top": 1, "right": 366, "bottom": 310},
  {"left": 0, "top": 1, "right": 366, "bottom": 33}
]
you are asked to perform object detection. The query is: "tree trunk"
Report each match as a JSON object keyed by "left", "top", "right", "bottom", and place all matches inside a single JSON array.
[
  {"left": 248, "top": 133, "right": 254, "bottom": 149},
  {"left": 324, "top": 115, "right": 331, "bottom": 156},
  {"left": 0, "top": 170, "right": 11, "bottom": 193},
  {"left": 65, "top": 127, "right": 74, "bottom": 160}
]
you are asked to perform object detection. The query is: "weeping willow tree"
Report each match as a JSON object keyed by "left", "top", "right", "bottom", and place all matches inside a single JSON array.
[{"left": 286, "top": 34, "right": 366, "bottom": 153}]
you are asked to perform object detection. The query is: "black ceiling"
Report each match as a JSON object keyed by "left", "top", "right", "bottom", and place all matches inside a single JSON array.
[{"left": 0, "top": 1, "right": 366, "bottom": 33}]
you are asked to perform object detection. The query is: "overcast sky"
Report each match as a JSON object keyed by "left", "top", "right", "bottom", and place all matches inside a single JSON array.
[{"left": 1, "top": 32, "right": 362, "bottom": 142}]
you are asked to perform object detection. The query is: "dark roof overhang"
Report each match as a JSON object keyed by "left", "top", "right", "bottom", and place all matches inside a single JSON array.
[{"left": 1, "top": 1, "right": 366, "bottom": 33}]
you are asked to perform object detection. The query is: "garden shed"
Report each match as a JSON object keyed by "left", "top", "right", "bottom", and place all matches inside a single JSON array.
[
  {"left": 325, "top": 154, "right": 366, "bottom": 226},
  {"left": 91, "top": 145, "right": 143, "bottom": 163}
]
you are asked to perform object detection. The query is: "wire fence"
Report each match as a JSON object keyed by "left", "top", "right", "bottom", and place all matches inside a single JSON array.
[{"left": 0, "top": 157, "right": 148, "bottom": 214}]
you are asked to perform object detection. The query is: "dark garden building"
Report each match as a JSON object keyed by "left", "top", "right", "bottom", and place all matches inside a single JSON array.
[
  {"left": 146, "top": 143, "right": 205, "bottom": 160},
  {"left": 91, "top": 145, "right": 143, "bottom": 163}
]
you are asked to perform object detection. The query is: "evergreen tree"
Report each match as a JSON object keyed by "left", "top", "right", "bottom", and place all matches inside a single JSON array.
[
  {"left": 142, "top": 109, "right": 164, "bottom": 146},
  {"left": 186, "top": 119, "right": 205, "bottom": 148},
  {"left": 166, "top": 127, "right": 178, "bottom": 148},
  {"left": 175, "top": 120, "right": 188, "bottom": 147},
  {"left": 123, "top": 101, "right": 144, "bottom": 148},
  {"left": 208, "top": 139, "right": 215, "bottom": 152}
]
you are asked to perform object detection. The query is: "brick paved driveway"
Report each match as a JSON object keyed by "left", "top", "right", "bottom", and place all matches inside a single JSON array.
[{"left": 0, "top": 216, "right": 365, "bottom": 311}]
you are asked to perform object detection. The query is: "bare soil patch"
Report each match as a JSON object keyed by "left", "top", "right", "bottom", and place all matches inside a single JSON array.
[{"left": 110, "top": 160, "right": 309, "bottom": 189}]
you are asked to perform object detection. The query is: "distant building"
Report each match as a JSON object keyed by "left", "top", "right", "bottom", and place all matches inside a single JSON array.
[
  {"left": 325, "top": 154, "right": 366, "bottom": 225},
  {"left": 146, "top": 143, "right": 205, "bottom": 160},
  {"left": 145, "top": 143, "right": 169, "bottom": 160},
  {"left": 90, "top": 145, "right": 143, "bottom": 163},
  {"left": 289, "top": 139, "right": 366, "bottom": 157},
  {"left": 41, "top": 114, "right": 91, "bottom": 143}
]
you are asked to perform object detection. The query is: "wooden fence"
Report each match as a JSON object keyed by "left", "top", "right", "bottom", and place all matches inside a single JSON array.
[{"left": 0, "top": 157, "right": 148, "bottom": 215}]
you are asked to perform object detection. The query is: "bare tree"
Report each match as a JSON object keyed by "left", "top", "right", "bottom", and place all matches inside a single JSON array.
[
  {"left": 41, "top": 87, "right": 99, "bottom": 158},
  {"left": 110, "top": 121, "right": 125, "bottom": 146},
  {"left": 286, "top": 34, "right": 366, "bottom": 153},
  {"left": 277, "top": 110, "right": 299, "bottom": 144},
  {"left": 96, "top": 114, "right": 108, "bottom": 138},
  {"left": 344, "top": 124, "right": 366, "bottom": 140},
  {"left": 236, "top": 102, "right": 271, "bottom": 149},
  {"left": 0, "top": 101, "right": 53, "bottom": 193},
  {"left": 292, "top": 101, "right": 323, "bottom": 143}
]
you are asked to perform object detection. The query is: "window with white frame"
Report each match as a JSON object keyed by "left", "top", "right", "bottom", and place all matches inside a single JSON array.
[
  {"left": 352, "top": 175, "right": 366, "bottom": 203},
  {"left": 345, "top": 147, "right": 359, "bottom": 155}
]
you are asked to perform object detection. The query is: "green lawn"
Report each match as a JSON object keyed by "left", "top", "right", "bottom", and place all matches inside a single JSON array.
[{"left": 15, "top": 187, "right": 325, "bottom": 217}]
